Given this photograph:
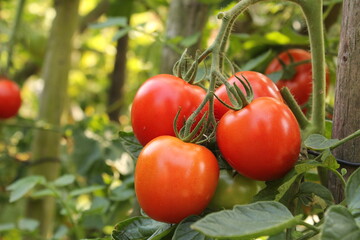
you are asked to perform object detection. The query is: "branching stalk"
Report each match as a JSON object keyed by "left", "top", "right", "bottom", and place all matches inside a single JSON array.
[
  {"left": 290, "top": 0, "right": 326, "bottom": 136},
  {"left": 280, "top": 87, "right": 310, "bottom": 130},
  {"left": 6, "top": 0, "right": 26, "bottom": 72}
]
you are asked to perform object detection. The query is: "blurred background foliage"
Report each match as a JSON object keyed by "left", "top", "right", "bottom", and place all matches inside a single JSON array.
[{"left": 0, "top": 0, "right": 341, "bottom": 239}]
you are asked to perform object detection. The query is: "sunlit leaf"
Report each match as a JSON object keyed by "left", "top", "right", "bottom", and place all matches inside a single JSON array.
[
  {"left": 90, "top": 17, "right": 128, "bottom": 29},
  {"left": 18, "top": 218, "right": 39, "bottom": 231},
  {"left": 69, "top": 185, "right": 105, "bottom": 197},
  {"left": 112, "top": 28, "right": 131, "bottom": 41},
  {"left": 304, "top": 134, "right": 339, "bottom": 150},
  {"left": 241, "top": 50, "right": 273, "bottom": 71},
  {"left": 6, "top": 176, "right": 46, "bottom": 202},
  {"left": 192, "top": 201, "right": 302, "bottom": 239},
  {"left": 0, "top": 223, "right": 15, "bottom": 232},
  {"left": 53, "top": 174, "right": 75, "bottom": 187}
]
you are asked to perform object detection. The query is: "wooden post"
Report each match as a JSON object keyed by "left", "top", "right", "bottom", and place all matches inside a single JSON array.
[{"left": 328, "top": 0, "right": 360, "bottom": 203}]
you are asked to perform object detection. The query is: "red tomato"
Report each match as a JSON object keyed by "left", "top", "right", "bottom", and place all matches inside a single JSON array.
[
  {"left": 135, "top": 136, "right": 219, "bottom": 223},
  {"left": 0, "top": 77, "right": 22, "bottom": 119},
  {"left": 214, "top": 71, "right": 282, "bottom": 121},
  {"left": 131, "top": 74, "right": 207, "bottom": 146},
  {"left": 216, "top": 97, "right": 301, "bottom": 181},
  {"left": 265, "top": 49, "right": 330, "bottom": 106}
]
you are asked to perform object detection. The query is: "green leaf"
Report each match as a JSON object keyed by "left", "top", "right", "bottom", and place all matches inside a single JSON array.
[
  {"left": 241, "top": 50, "right": 273, "bottom": 71},
  {"left": 31, "top": 189, "right": 55, "bottom": 198},
  {"left": 346, "top": 167, "right": 360, "bottom": 211},
  {"left": 299, "top": 182, "right": 334, "bottom": 206},
  {"left": 321, "top": 149, "right": 340, "bottom": 170},
  {"left": 112, "top": 27, "right": 131, "bottom": 41},
  {"left": 69, "top": 185, "right": 105, "bottom": 197},
  {"left": 267, "top": 71, "right": 284, "bottom": 83},
  {"left": 295, "top": 160, "right": 321, "bottom": 174},
  {"left": 72, "top": 129, "right": 103, "bottom": 175},
  {"left": 110, "top": 185, "right": 135, "bottom": 202},
  {"left": 84, "top": 197, "right": 110, "bottom": 215},
  {"left": 304, "top": 134, "right": 339, "bottom": 150},
  {"left": 90, "top": 17, "right": 128, "bottom": 29},
  {"left": 6, "top": 176, "right": 46, "bottom": 202},
  {"left": 180, "top": 33, "right": 200, "bottom": 48},
  {"left": 320, "top": 205, "right": 360, "bottom": 240},
  {"left": 119, "top": 131, "right": 143, "bottom": 160},
  {"left": 192, "top": 201, "right": 302, "bottom": 239},
  {"left": 254, "top": 170, "right": 298, "bottom": 202},
  {"left": 172, "top": 216, "right": 213, "bottom": 240},
  {"left": 18, "top": 218, "right": 39, "bottom": 232},
  {"left": 53, "top": 225, "right": 68, "bottom": 239},
  {"left": 53, "top": 174, "right": 75, "bottom": 187},
  {"left": 112, "top": 216, "right": 173, "bottom": 240},
  {"left": 81, "top": 238, "right": 111, "bottom": 240},
  {"left": 275, "top": 174, "right": 300, "bottom": 201},
  {"left": 0, "top": 223, "right": 15, "bottom": 232}
]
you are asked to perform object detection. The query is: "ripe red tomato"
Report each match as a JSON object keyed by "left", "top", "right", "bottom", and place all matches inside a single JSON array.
[
  {"left": 0, "top": 77, "right": 22, "bottom": 119},
  {"left": 265, "top": 49, "right": 330, "bottom": 106},
  {"left": 208, "top": 170, "right": 264, "bottom": 210},
  {"left": 214, "top": 71, "right": 282, "bottom": 121},
  {"left": 131, "top": 74, "right": 207, "bottom": 146},
  {"left": 216, "top": 97, "right": 301, "bottom": 181},
  {"left": 135, "top": 136, "right": 219, "bottom": 223}
]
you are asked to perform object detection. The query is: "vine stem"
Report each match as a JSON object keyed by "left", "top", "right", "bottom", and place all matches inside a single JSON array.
[
  {"left": 6, "top": 0, "right": 26, "bottom": 73},
  {"left": 290, "top": 0, "right": 326, "bottom": 137},
  {"left": 181, "top": 0, "right": 264, "bottom": 142},
  {"left": 331, "top": 129, "right": 360, "bottom": 150},
  {"left": 280, "top": 87, "right": 310, "bottom": 130},
  {"left": 47, "top": 184, "right": 84, "bottom": 239}
]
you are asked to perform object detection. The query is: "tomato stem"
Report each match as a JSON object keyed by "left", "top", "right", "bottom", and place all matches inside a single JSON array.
[
  {"left": 291, "top": 0, "right": 326, "bottom": 136},
  {"left": 330, "top": 129, "right": 360, "bottom": 150},
  {"left": 280, "top": 87, "right": 310, "bottom": 130}
]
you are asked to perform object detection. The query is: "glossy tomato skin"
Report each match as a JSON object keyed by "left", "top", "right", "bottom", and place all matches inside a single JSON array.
[
  {"left": 208, "top": 170, "right": 264, "bottom": 210},
  {"left": 135, "top": 136, "right": 219, "bottom": 223},
  {"left": 0, "top": 78, "right": 22, "bottom": 119},
  {"left": 265, "top": 49, "right": 330, "bottom": 106},
  {"left": 131, "top": 74, "right": 207, "bottom": 146},
  {"left": 214, "top": 71, "right": 282, "bottom": 121},
  {"left": 216, "top": 97, "right": 301, "bottom": 181}
]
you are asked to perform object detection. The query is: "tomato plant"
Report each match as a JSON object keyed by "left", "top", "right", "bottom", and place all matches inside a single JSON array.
[
  {"left": 131, "top": 74, "right": 207, "bottom": 146},
  {"left": 208, "top": 170, "right": 264, "bottom": 210},
  {"left": 265, "top": 48, "right": 330, "bottom": 107},
  {"left": 216, "top": 97, "right": 301, "bottom": 181},
  {"left": 0, "top": 77, "right": 22, "bottom": 119},
  {"left": 214, "top": 71, "right": 283, "bottom": 120},
  {"left": 134, "top": 136, "right": 219, "bottom": 223}
]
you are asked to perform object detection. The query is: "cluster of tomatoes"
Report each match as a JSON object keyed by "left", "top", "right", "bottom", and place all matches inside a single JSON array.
[
  {"left": 131, "top": 49, "right": 328, "bottom": 224},
  {"left": 0, "top": 76, "right": 22, "bottom": 119}
]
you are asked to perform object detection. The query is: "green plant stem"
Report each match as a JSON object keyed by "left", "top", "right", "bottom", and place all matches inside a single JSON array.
[
  {"left": 300, "top": 221, "right": 320, "bottom": 233},
  {"left": 331, "top": 129, "right": 360, "bottom": 150},
  {"left": 6, "top": 0, "right": 26, "bottom": 72},
  {"left": 280, "top": 87, "right": 310, "bottom": 130},
  {"left": 47, "top": 185, "right": 84, "bottom": 239},
  {"left": 291, "top": 0, "right": 326, "bottom": 137},
  {"left": 327, "top": 166, "right": 346, "bottom": 187},
  {"left": 181, "top": 0, "right": 264, "bottom": 142}
]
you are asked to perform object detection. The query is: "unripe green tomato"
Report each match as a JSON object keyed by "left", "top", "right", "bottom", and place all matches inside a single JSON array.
[{"left": 208, "top": 170, "right": 264, "bottom": 210}]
